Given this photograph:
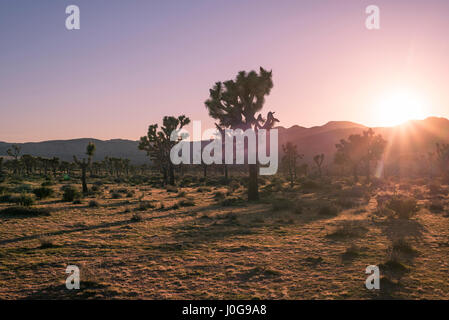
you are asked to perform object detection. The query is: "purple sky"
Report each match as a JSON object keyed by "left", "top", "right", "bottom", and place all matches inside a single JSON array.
[{"left": 1, "top": 0, "right": 449, "bottom": 142}]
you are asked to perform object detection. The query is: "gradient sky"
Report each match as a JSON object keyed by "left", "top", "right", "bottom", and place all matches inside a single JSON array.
[{"left": 1, "top": 0, "right": 449, "bottom": 142}]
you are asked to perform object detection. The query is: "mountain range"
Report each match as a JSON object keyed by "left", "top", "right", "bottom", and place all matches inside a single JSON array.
[{"left": 1, "top": 117, "right": 449, "bottom": 165}]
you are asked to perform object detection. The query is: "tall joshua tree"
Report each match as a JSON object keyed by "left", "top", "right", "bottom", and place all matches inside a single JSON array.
[
  {"left": 313, "top": 154, "right": 325, "bottom": 178},
  {"left": 205, "top": 67, "right": 278, "bottom": 201},
  {"left": 74, "top": 142, "right": 96, "bottom": 194},
  {"left": 139, "top": 115, "right": 190, "bottom": 185},
  {"left": 335, "top": 129, "right": 386, "bottom": 183}
]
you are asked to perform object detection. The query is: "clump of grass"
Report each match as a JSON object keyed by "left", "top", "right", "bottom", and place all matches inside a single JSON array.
[
  {"left": 72, "top": 199, "right": 82, "bottom": 204},
  {"left": 341, "top": 244, "right": 361, "bottom": 260},
  {"left": 33, "top": 187, "right": 54, "bottom": 200},
  {"left": 62, "top": 186, "right": 81, "bottom": 202},
  {"left": 390, "top": 238, "right": 419, "bottom": 257},
  {"left": 177, "top": 191, "right": 187, "bottom": 198},
  {"left": 214, "top": 191, "right": 225, "bottom": 200},
  {"left": 111, "top": 192, "right": 122, "bottom": 199},
  {"left": 88, "top": 200, "right": 100, "bottom": 208},
  {"left": 386, "top": 196, "right": 419, "bottom": 219},
  {"left": 0, "top": 194, "right": 34, "bottom": 206},
  {"left": 197, "top": 187, "right": 211, "bottom": 193},
  {"left": 318, "top": 204, "right": 339, "bottom": 216},
  {"left": 221, "top": 197, "right": 244, "bottom": 207},
  {"left": 126, "top": 190, "right": 135, "bottom": 198},
  {"left": 131, "top": 212, "right": 143, "bottom": 222},
  {"left": 136, "top": 201, "right": 155, "bottom": 211},
  {"left": 428, "top": 183, "right": 443, "bottom": 195},
  {"left": 327, "top": 221, "right": 368, "bottom": 239},
  {"left": 178, "top": 198, "right": 195, "bottom": 207},
  {"left": 39, "top": 237, "right": 54, "bottom": 249},
  {"left": 0, "top": 206, "right": 50, "bottom": 217},
  {"left": 428, "top": 200, "right": 444, "bottom": 213},
  {"left": 166, "top": 185, "right": 178, "bottom": 193}
]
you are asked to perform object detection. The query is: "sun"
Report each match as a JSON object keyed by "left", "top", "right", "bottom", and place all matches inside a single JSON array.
[{"left": 375, "top": 89, "right": 427, "bottom": 126}]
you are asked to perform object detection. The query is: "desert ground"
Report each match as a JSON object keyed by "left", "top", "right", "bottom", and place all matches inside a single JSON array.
[{"left": 1, "top": 174, "right": 449, "bottom": 300}]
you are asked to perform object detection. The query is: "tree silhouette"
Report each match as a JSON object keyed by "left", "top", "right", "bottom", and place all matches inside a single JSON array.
[
  {"left": 205, "top": 67, "right": 277, "bottom": 201},
  {"left": 73, "top": 142, "right": 96, "bottom": 194},
  {"left": 335, "top": 129, "right": 386, "bottom": 183},
  {"left": 7, "top": 144, "right": 21, "bottom": 175},
  {"left": 313, "top": 154, "right": 325, "bottom": 177},
  {"left": 139, "top": 115, "right": 190, "bottom": 185},
  {"left": 282, "top": 142, "right": 303, "bottom": 186}
]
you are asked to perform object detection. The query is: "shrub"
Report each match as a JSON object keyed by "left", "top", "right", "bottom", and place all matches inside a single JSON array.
[
  {"left": 177, "top": 191, "right": 187, "bottom": 198},
  {"left": 213, "top": 191, "right": 225, "bottom": 200},
  {"left": 428, "top": 200, "right": 444, "bottom": 213},
  {"left": 0, "top": 206, "right": 50, "bottom": 217},
  {"left": 12, "top": 184, "right": 32, "bottom": 194},
  {"left": 131, "top": 212, "right": 143, "bottom": 222},
  {"left": 166, "top": 186, "right": 178, "bottom": 193},
  {"left": 318, "top": 204, "right": 339, "bottom": 216},
  {"left": 41, "top": 180, "right": 54, "bottom": 187},
  {"left": 178, "top": 198, "right": 195, "bottom": 207},
  {"left": 428, "top": 183, "right": 443, "bottom": 195},
  {"left": 111, "top": 192, "right": 122, "bottom": 199},
  {"left": 386, "top": 197, "right": 419, "bottom": 219},
  {"left": 39, "top": 238, "right": 54, "bottom": 248},
  {"left": 62, "top": 186, "right": 81, "bottom": 202},
  {"left": 33, "top": 187, "right": 54, "bottom": 200},
  {"left": 17, "top": 194, "right": 34, "bottom": 206},
  {"left": 137, "top": 201, "right": 155, "bottom": 211},
  {"left": 88, "top": 200, "right": 100, "bottom": 208},
  {"left": 221, "top": 197, "right": 244, "bottom": 207}
]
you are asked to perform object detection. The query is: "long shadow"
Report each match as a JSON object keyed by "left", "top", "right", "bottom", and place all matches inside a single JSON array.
[
  {"left": 376, "top": 217, "right": 426, "bottom": 241},
  {"left": 0, "top": 204, "right": 222, "bottom": 246}
]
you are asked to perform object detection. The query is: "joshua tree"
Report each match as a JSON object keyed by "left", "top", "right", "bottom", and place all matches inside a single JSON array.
[
  {"left": 73, "top": 142, "right": 96, "bottom": 194},
  {"left": 313, "top": 154, "right": 325, "bottom": 178},
  {"left": 139, "top": 115, "right": 190, "bottom": 185},
  {"left": 282, "top": 142, "right": 303, "bottom": 186},
  {"left": 205, "top": 67, "right": 278, "bottom": 201},
  {"left": 0, "top": 157, "right": 3, "bottom": 176},
  {"left": 335, "top": 129, "right": 386, "bottom": 183},
  {"left": 7, "top": 144, "right": 21, "bottom": 175}
]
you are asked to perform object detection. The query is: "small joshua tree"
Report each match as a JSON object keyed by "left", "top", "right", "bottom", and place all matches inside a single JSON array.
[
  {"left": 436, "top": 143, "right": 449, "bottom": 183},
  {"left": 74, "top": 142, "right": 96, "bottom": 194},
  {"left": 282, "top": 142, "right": 303, "bottom": 186},
  {"left": 313, "top": 154, "right": 325, "bottom": 178}
]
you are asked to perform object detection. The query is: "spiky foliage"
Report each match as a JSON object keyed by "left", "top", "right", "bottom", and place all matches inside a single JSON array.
[
  {"left": 139, "top": 115, "right": 190, "bottom": 185},
  {"left": 73, "top": 142, "right": 96, "bottom": 194},
  {"left": 282, "top": 142, "right": 303, "bottom": 186},
  {"left": 335, "top": 129, "right": 387, "bottom": 182},
  {"left": 204, "top": 67, "right": 278, "bottom": 201},
  {"left": 313, "top": 154, "right": 325, "bottom": 177}
]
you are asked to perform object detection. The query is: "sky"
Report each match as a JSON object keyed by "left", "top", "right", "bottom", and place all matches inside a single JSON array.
[{"left": 1, "top": 0, "right": 449, "bottom": 142}]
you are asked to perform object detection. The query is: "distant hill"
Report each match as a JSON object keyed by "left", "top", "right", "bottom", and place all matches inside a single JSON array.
[
  {"left": 1, "top": 117, "right": 448, "bottom": 165},
  {"left": 0, "top": 139, "right": 148, "bottom": 164}
]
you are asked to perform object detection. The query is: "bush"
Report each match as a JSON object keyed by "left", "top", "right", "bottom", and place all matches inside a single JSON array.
[
  {"left": 12, "top": 184, "right": 32, "bottom": 194},
  {"left": 213, "top": 191, "right": 225, "bottom": 199},
  {"left": 131, "top": 212, "right": 143, "bottom": 222},
  {"left": 88, "top": 200, "right": 100, "bottom": 208},
  {"left": 41, "top": 180, "right": 54, "bottom": 187},
  {"left": 111, "top": 192, "right": 122, "bottom": 199},
  {"left": 0, "top": 206, "right": 50, "bottom": 217},
  {"left": 178, "top": 199, "right": 195, "bottom": 207},
  {"left": 386, "top": 197, "right": 419, "bottom": 219},
  {"left": 221, "top": 197, "right": 244, "bottom": 207},
  {"left": 318, "top": 204, "right": 339, "bottom": 216},
  {"left": 17, "top": 194, "right": 34, "bottom": 206},
  {"left": 33, "top": 187, "right": 54, "bottom": 200},
  {"left": 62, "top": 186, "right": 81, "bottom": 202}
]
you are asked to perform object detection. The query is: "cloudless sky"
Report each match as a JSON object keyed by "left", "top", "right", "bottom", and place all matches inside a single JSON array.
[{"left": 1, "top": 0, "right": 449, "bottom": 142}]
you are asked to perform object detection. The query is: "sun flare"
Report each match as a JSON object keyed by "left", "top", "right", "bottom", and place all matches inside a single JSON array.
[{"left": 375, "top": 89, "right": 427, "bottom": 126}]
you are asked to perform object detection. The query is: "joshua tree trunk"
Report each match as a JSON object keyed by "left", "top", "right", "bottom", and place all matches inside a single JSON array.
[
  {"left": 81, "top": 165, "right": 88, "bottom": 194},
  {"left": 248, "top": 164, "right": 259, "bottom": 201},
  {"left": 168, "top": 164, "right": 175, "bottom": 185}
]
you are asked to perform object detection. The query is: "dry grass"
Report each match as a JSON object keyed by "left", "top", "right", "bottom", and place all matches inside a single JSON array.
[{"left": 0, "top": 176, "right": 448, "bottom": 299}]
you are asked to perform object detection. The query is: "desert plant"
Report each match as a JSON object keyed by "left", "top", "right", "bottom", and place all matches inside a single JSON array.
[
  {"left": 205, "top": 67, "right": 278, "bottom": 201},
  {"left": 73, "top": 142, "right": 96, "bottom": 194},
  {"left": 33, "top": 187, "right": 54, "bottom": 200},
  {"left": 386, "top": 197, "right": 419, "bottom": 219},
  {"left": 62, "top": 186, "right": 81, "bottom": 202}
]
